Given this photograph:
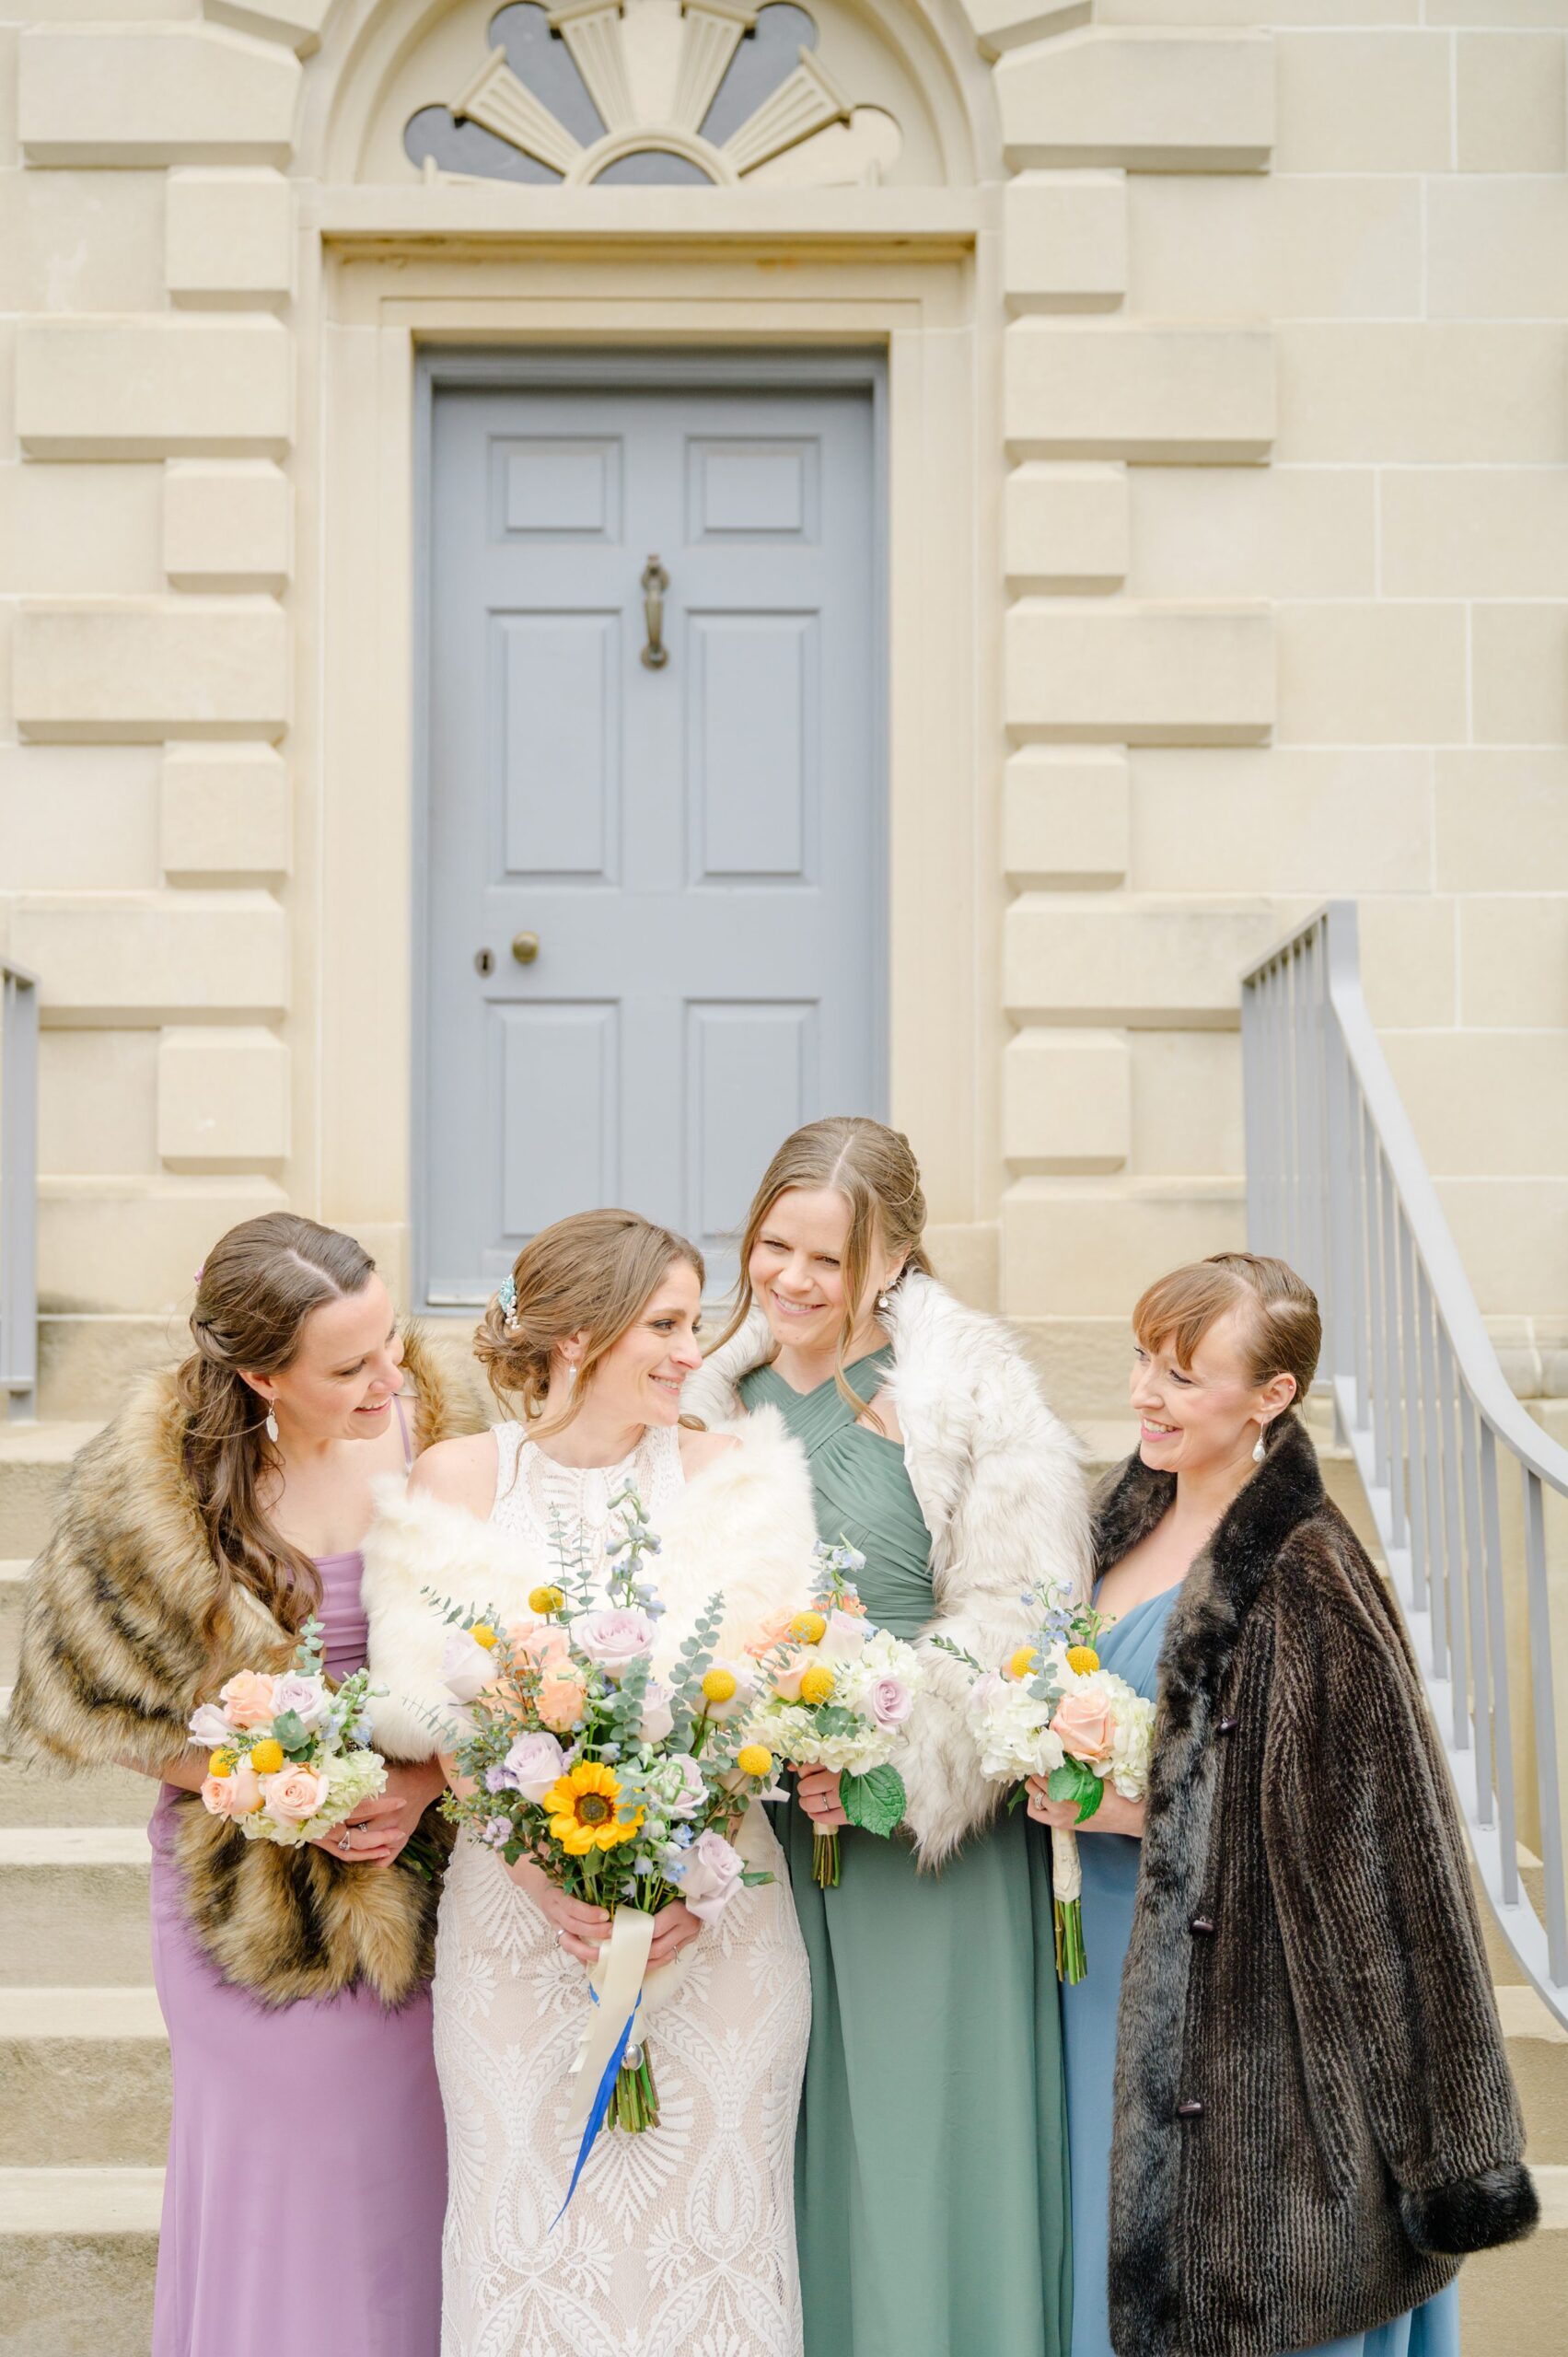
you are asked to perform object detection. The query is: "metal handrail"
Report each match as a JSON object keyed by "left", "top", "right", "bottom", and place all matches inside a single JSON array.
[
  {"left": 1243, "top": 901, "right": 1568, "bottom": 2026},
  {"left": 0, "top": 959, "right": 39, "bottom": 1422}
]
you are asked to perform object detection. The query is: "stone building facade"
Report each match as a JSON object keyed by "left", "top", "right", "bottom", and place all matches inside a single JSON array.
[{"left": 3, "top": 0, "right": 1565, "bottom": 1424}]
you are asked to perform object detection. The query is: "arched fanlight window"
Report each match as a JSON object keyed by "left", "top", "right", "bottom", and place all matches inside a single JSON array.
[{"left": 404, "top": 0, "right": 901, "bottom": 191}]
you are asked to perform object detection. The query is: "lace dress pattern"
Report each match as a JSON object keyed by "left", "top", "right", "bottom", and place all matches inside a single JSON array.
[{"left": 433, "top": 1421, "right": 811, "bottom": 2357}]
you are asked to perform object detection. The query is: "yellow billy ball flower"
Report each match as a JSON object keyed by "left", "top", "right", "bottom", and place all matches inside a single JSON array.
[
  {"left": 1065, "top": 1644, "right": 1100, "bottom": 1675},
  {"left": 249, "top": 1737, "right": 285, "bottom": 1776},
  {"left": 208, "top": 1748, "right": 237, "bottom": 1778},
  {"left": 1008, "top": 1645, "right": 1039, "bottom": 1683},
  {"left": 702, "top": 1667, "right": 738, "bottom": 1705},
  {"left": 798, "top": 1665, "right": 836, "bottom": 1708},
  {"left": 737, "top": 1744, "right": 774, "bottom": 1780},
  {"left": 470, "top": 1622, "right": 498, "bottom": 1650},
  {"left": 789, "top": 1609, "right": 827, "bottom": 1645},
  {"left": 528, "top": 1586, "right": 565, "bottom": 1617}
]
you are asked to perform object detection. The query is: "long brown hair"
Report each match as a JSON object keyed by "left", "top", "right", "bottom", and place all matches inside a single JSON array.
[
  {"left": 716, "top": 1116, "right": 934, "bottom": 1422},
  {"left": 475, "top": 1209, "right": 704, "bottom": 1436},
  {"left": 178, "top": 1213, "right": 377, "bottom": 1634}
]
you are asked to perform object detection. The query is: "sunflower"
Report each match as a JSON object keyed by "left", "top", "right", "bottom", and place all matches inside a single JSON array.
[{"left": 544, "top": 1760, "right": 643, "bottom": 1856}]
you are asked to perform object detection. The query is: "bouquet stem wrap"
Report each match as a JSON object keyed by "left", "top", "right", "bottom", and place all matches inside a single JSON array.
[{"left": 1051, "top": 1826, "right": 1086, "bottom": 1985}]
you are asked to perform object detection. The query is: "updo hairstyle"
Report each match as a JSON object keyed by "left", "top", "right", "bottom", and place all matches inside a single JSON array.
[
  {"left": 1132, "top": 1250, "right": 1321, "bottom": 1446},
  {"left": 717, "top": 1115, "right": 934, "bottom": 1423},
  {"left": 178, "top": 1213, "right": 378, "bottom": 1633},
  {"left": 475, "top": 1209, "right": 704, "bottom": 1433}
]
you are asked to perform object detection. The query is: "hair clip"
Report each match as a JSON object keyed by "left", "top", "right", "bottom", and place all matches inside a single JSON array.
[
  {"left": 497, "top": 1273, "right": 519, "bottom": 1330},
  {"left": 193, "top": 1264, "right": 204, "bottom": 1285}
]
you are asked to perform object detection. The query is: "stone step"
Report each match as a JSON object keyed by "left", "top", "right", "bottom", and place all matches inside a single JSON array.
[
  {"left": 1497, "top": 1984, "right": 1568, "bottom": 2166},
  {"left": 0, "top": 2166, "right": 160, "bottom": 2357},
  {"left": 0, "top": 1991, "right": 168, "bottom": 2170},
  {"left": 0, "top": 1686, "right": 154, "bottom": 1828},
  {"left": 0, "top": 1829, "right": 152, "bottom": 1987},
  {"left": 0, "top": 1424, "right": 96, "bottom": 1563}
]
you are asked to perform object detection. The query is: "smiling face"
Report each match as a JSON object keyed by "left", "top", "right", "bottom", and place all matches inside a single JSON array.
[
  {"left": 1130, "top": 1302, "right": 1297, "bottom": 1482},
  {"left": 749, "top": 1186, "right": 901, "bottom": 1361},
  {"left": 566, "top": 1256, "right": 704, "bottom": 1429},
  {"left": 245, "top": 1273, "right": 404, "bottom": 1445}
]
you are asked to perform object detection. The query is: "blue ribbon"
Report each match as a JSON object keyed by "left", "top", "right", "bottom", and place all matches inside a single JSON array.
[{"left": 551, "top": 1990, "right": 641, "bottom": 2228}]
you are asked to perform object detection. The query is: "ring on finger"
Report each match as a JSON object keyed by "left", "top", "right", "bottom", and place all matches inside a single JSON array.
[{"left": 340, "top": 1826, "right": 353, "bottom": 1854}]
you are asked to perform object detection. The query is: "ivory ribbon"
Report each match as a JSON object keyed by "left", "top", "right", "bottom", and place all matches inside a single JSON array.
[
  {"left": 563, "top": 1799, "right": 776, "bottom": 2132},
  {"left": 1051, "top": 1825, "right": 1083, "bottom": 1904}
]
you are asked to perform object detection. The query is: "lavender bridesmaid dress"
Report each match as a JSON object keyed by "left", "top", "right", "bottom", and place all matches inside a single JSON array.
[{"left": 147, "top": 1525, "right": 445, "bottom": 2357}]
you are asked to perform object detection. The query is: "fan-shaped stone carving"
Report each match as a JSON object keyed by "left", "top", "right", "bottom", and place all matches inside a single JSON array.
[{"left": 409, "top": 0, "right": 903, "bottom": 189}]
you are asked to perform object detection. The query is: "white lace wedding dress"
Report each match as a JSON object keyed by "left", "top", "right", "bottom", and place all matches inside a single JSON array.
[{"left": 432, "top": 1421, "right": 811, "bottom": 2357}]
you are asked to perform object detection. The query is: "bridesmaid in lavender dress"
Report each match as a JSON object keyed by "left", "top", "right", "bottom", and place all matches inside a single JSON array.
[{"left": 8, "top": 1214, "right": 475, "bottom": 2357}]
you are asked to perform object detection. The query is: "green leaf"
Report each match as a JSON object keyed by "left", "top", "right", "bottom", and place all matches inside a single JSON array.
[
  {"left": 1047, "top": 1759, "right": 1104, "bottom": 1824},
  {"left": 840, "top": 1763, "right": 906, "bottom": 1840}
]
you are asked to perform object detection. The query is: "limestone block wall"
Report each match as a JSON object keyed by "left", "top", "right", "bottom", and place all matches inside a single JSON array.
[
  {"left": 0, "top": 0, "right": 1564, "bottom": 1422},
  {"left": 1, "top": 18, "right": 299, "bottom": 1359},
  {"left": 983, "top": 3, "right": 1568, "bottom": 1410}
]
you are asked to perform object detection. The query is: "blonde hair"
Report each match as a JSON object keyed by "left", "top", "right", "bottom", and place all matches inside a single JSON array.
[
  {"left": 475, "top": 1209, "right": 704, "bottom": 1434},
  {"left": 179, "top": 1213, "right": 377, "bottom": 1637},
  {"left": 1132, "top": 1251, "right": 1321, "bottom": 1443},
  {"left": 717, "top": 1116, "right": 934, "bottom": 1424}
]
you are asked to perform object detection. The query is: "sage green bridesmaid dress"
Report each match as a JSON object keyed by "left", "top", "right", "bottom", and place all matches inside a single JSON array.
[{"left": 740, "top": 1349, "right": 1072, "bottom": 2357}]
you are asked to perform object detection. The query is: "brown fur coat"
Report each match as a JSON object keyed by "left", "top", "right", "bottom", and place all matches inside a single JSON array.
[
  {"left": 5, "top": 1330, "right": 488, "bottom": 2007},
  {"left": 1105, "top": 1415, "right": 1536, "bottom": 2356}
]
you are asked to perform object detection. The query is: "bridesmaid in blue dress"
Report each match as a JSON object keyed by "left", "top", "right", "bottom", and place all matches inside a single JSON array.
[{"left": 1031, "top": 1252, "right": 1530, "bottom": 2357}]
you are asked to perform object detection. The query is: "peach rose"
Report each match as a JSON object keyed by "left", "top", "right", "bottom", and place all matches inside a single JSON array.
[
  {"left": 218, "top": 1670, "right": 278, "bottom": 1731},
  {"left": 535, "top": 1672, "right": 587, "bottom": 1733},
  {"left": 509, "top": 1620, "right": 572, "bottom": 1668},
  {"left": 1052, "top": 1689, "right": 1116, "bottom": 1768},
  {"left": 201, "top": 1759, "right": 263, "bottom": 1818},
  {"left": 260, "top": 1763, "right": 331, "bottom": 1822},
  {"left": 744, "top": 1609, "right": 797, "bottom": 1661},
  {"left": 770, "top": 1651, "right": 812, "bottom": 1702}
]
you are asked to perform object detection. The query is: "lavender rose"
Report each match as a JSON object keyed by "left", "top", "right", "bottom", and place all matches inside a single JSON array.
[
  {"left": 570, "top": 1608, "right": 656, "bottom": 1682},
  {"left": 187, "top": 1702, "right": 234, "bottom": 1747},
  {"left": 502, "top": 1730, "right": 566, "bottom": 1805},
  {"left": 653, "top": 1752, "right": 706, "bottom": 1821},
  {"left": 271, "top": 1673, "right": 331, "bottom": 1734},
  {"left": 870, "top": 1677, "right": 913, "bottom": 1729},
  {"left": 639, "top": 1679, "right": 675, "bottom": 1742},
  {"left": 675, "top": 1829, "right": 745, "bottom": 1924}
]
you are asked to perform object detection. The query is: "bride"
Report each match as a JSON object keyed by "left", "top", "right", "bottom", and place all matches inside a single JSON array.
[{"left": 362, "top": 1210, "right": 817, "bottom": 2357}]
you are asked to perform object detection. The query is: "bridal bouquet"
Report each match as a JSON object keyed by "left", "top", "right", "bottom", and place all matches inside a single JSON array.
[
  {"left": 189, "top": 1619, "right": 387, "bottom": 1846},
  {"left": 738, "top": 1539, "right": 924, "bottom": 1888},
  {"left": 938, "top": 1583, "right": 1154, "bottom": 1981},
  {"left": 432, "top": 1485, "right": 780, "bottom": 2188}
]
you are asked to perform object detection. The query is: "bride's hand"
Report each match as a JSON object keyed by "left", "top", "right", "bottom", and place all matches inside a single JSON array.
[
  {"left": 794, "top": 1766, "right": 849, "bottom": 1829},
  {"left": 646, "top": 1900, "right": 702, "bottom": 1969},
  {"left": 507, "top": 1857, "right": 612, "bottom": 1964}
]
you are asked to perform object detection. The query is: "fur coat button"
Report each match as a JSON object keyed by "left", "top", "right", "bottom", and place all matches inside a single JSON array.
[
  {"left": 1215, "top": 1716, "right": 1239, "bottom": 1735},
  {"left": 1190, "top": 1916, "right": 1216, "bottom": 1936},
  {"left": 1176, "top": 2099, "right": 1205, "bottom": 2119}
]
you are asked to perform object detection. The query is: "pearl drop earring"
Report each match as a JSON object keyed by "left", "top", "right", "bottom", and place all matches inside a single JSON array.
[
  {"left": 265, "top": 1405, "right": 280, "bottom": 1444},
  {"left": 1252, "top": 1425, "right": 1267, "bottom": 1464}
]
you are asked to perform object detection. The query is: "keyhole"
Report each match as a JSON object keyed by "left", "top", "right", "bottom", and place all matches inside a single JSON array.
[{"left": 474, "top": 947, "right": 494, "bottom": 976}]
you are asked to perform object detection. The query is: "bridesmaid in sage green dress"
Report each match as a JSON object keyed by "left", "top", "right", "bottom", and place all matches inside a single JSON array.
[{"left": 687, "top": 1117, "right": 1092, "bottom": 2357}]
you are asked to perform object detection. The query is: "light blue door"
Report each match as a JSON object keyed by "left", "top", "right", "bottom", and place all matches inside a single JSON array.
[{"left": 423, "top": 375, "right": 881, "bottom": 1306}]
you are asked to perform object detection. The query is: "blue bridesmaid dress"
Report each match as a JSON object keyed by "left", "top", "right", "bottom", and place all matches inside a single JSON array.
[{"left": 1061, "top": 1584, "right": 1462, "bottom": 2357}]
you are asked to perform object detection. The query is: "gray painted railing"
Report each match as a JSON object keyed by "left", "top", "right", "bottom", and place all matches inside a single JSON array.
[
  {"left": 1243, "top": 901, "right": 1568, "bottom": 2028},
  {"left": 0, "top": 958, "right": 39, "bottom": 1422}
]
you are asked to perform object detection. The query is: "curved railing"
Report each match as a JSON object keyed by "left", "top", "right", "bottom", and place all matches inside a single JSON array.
[
  {"left": 1243, "top": 901, "right": 1568, "bottom": 2026},
  {"left": 0, "top": 958, "right": 38, "bottom": 1422}
]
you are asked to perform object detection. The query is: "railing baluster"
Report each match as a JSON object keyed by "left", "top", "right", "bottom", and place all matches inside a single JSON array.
[
  {"left": 1417, "top": 1266, "right": 1449, "bottom": 1682},
  {"left": 1365, "top": 1125, "right": 1391, "bottom": 1504},
  {"left": 1436, "top": 1327, "right": 1469, "bottom": 1751},
  {"left": 1522, "top": 1468, "right": 1568, "bottom": 1986},
  {"left": 0, "top": 959, "right": 40, "bottom": 1422},
  {"left": 1381, "top": 1141, "right": 1406, "bottom": 1551},
  {"left": 1481, "top": 1423, "right": 1520, "bottom": 1908},
  {"left": 1458, "top": 1388, "right": 1492, "bottom": 1820},
  {"left": 1400, "top": 1213, "right": 1429, "bottom": 1614}
]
